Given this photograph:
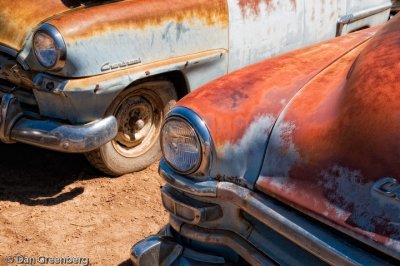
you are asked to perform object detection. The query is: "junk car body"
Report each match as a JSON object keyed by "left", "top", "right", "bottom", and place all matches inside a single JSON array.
[
  {"left": 392, "top": 0, "right": 400, "bottom": 14},
  {"left": 132, "top": 14, "right": 400, "bottom": 266},
  {"left": 0, "top": 0, "right": 392, "bottom": 175}
]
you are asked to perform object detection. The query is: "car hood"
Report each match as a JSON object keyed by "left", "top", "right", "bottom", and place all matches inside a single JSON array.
[
  {"left": 177, "top": 27, "right": 378, "bottom": 188},
  {"left": 257, "top": 16, "right": 400, "bottom": 259}
]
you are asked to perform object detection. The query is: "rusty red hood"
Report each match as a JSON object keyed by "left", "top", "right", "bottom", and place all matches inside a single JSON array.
[
  {"left": 258, "top": 16, "right": 400, "bottom": 259},
  {"left": 178, "top": 27, "right": 378, "bottom": 187},
  {"left": 0, "top": 0, "right": 112, "bottom": 51}
]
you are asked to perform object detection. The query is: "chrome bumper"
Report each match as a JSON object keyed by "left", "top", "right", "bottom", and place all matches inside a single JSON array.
[
  {"left": 131, "top": 161, "right": 398, "bottom": 266},
  {"left": 0, "top": 93, "right": 117, "bottom": 152}
]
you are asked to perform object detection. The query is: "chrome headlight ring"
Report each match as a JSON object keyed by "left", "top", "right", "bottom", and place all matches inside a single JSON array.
[
  {"left": 32, "top": 24, "right": 66, "bottom": 71},
  {"left": 161, "top": 107, "right": 212, "bottom": 178}
]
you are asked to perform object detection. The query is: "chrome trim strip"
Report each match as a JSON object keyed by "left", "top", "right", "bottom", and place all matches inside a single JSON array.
[
  {"left": 33, "top": 23, "right": 66, "bottom": 71},
  {"left": 0, "top": 45, "right": 18, "bottom": 58},
  {"left": 162, "top": 106, "right": 213, "bottom": 178},
  {"left": 336, "top": 2, "right": 392, "bottom": 36},
  {"left": 170, "top": 219, "right": 277, "bottom": 266},
  {"left": 159, "top": 160, "right": 218, "bottom": 197}
]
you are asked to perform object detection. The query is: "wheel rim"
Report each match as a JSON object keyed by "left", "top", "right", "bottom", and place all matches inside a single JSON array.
[{"left": 112, "top": 90, "right": 163, "bottom": 158}]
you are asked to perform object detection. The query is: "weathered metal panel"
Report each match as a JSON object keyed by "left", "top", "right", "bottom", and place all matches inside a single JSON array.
[
  {"left": 227, "top": 0, "right": 391, "bottom": 73},
  {"left": 227, "top": 0, "right": 304, "bottom": 72},
  {"left": 46, "top": 0, "right": 229, "bottom": 77},
  {"left": 37, "top": 49, "right": 227, "bottom": 123},
  {"left": 257, "top": 15, "right": 400, "bottom": 258},
  {"left": 177, "top": 28, "right": 378, "bottom": 188},
  {"left": 302, "top": 0, "right": 347, "bottom": 44}
]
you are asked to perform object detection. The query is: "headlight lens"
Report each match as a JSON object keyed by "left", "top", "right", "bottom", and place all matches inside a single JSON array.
[
  {"left": 32, "top": 24, "right": 66, "bottom": 70},
  {"left": 161, "top": 117, "right": 201, "bottom": 174},
  {"left": 33, "top": 31, "right": 58, "bottom": 68}
]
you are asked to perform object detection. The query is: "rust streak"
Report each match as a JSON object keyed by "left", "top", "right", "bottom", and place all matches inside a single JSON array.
[
  {"left": 50, "top": 0, "right": 228, "bottom": 40},
  {"left": 238, "top": 0, "right": 274, "bottom": 17}
]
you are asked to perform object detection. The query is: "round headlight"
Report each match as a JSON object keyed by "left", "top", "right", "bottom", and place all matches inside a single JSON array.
[
  {"left": 33, "top": 24, "right": 66, "bottom": 70},
  {"left": 161, "top": 117, "right": 201, "bottom": 174}
]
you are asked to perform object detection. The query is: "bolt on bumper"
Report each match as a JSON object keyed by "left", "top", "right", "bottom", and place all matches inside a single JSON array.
[{"left": 0, "top": 93, "right": 118, "bottom": 153}]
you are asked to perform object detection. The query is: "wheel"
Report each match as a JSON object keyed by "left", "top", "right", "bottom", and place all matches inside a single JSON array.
[{"left": 85, "top": 81, "right": 177, "bottom": 175}]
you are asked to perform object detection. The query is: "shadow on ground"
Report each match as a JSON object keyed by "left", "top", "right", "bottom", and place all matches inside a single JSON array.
[
  {"left": 118, "top": 259, "right": 133, "bottom": 266},
  {"left": 0, "top": 143, "right": 104, "bottom": 206}
]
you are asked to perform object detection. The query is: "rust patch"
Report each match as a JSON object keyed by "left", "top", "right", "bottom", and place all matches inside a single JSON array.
[
  {"left": 177, "top": 28, "right": 379, "bottom": 146},
  {"left": 49, "top": 0, "right": 228, "bottom": 40},
  {"left": 290, "top": 0, "right": 297, "bottom": 10},
  {"left": 258, "top": 16, "right": 400, "bottom": 255},
  {"left": 238, "top": 0, "right": 274, "bottom": 16}
]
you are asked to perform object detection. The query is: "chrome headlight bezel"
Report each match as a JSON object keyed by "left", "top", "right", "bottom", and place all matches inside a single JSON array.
[
  {"left": 161, "top": 107, "right": 212, "bottom": 178},
  {"left": 32, "top": 24, "right": 66, "bottom": 71}
]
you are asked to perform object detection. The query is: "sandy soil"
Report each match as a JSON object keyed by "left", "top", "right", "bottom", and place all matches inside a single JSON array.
[{"left": 0, "top": 143, "right": 167, "bottom": 266}]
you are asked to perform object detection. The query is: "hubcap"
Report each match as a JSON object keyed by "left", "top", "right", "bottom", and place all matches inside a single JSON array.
[{"left": 112, "top": 93, "right": 162, "bottom": 157}]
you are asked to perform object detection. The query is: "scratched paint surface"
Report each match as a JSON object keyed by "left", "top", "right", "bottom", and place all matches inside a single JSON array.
[
  {"left": 177, "top": 28, "right": 378, "bottom": 187},
  {"left": 257, "top": 15, "right": 400, "bottom": 256}
]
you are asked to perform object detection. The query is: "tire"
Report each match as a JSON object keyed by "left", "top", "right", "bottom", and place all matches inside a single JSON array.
[{"left": 85, "top": 81, "right": 177, "bottom": 176}]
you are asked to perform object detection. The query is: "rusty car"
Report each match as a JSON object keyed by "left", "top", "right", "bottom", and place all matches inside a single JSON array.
[
  {"left": 131, "top": 14, "right": 400, "bottom": 265},
  {"left": 0, "top": 0, "right": 392, "bottom": 175},
  {"left": 392, "top": 0, "right": 400, "bottom": 14}
]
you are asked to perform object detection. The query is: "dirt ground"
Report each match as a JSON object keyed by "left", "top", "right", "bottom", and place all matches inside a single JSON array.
[{"left": 0, "top": 143, "right": 168, "bottom": 266}]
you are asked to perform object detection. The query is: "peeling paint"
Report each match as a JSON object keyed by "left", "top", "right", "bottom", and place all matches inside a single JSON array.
[{"left": 210, "top": 115, "right": 275, "bottom": 187}]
